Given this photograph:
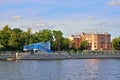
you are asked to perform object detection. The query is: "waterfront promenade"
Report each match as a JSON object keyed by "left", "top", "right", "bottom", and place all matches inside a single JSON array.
[{"left": 0, "top": 50, "right": 120, "bottom": 60}]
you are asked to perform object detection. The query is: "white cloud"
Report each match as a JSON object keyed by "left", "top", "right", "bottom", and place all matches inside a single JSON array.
[
  {"left": 12, "top": 16, "right": 23, "bottom": 20},
  {"left": 108, "top": 0, "right": 120, "bottom": 6},
  {"left": 34, "top": 23, "right": 46, "bottom": 27},
  {"left": 87, "top": 16, "right": 95, "bottom": 19},
  {"left": 0, "top": 15, "right": 120, "bottom": 38}
]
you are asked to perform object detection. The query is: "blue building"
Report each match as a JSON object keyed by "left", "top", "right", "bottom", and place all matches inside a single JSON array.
[{"left": 23, "top": 41, "right": 51, "bottom": 53}]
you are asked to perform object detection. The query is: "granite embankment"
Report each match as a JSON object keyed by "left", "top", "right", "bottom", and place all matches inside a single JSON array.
[
  {"left": 20, "top": 53, "right": 120, "bottom": 60},
  {"left": 0, "top": 51, "right": 120, "bottom": 60},
  {"left": 0, "top": 54, "right": 16, "bottom": 60}
]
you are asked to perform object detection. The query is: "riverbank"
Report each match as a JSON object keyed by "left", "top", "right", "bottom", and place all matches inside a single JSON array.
[
  {"left": 0, "top": 52, "right": 120, "bottom": 60},
  {"left": 21, "top": 53, "right": 120, "bottom": 60}
]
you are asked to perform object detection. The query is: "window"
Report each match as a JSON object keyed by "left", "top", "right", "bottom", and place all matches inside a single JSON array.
[
  {"left": 101, "top": 41, "right": 104, "bottom": 44},
  {"left": 100, "top": 35, "right": 105, "bottom": 41},
  {"left": 95, "top": 46, "right": 96, "bottom": 48},
  {"left": 100, "top": 45, "right": 103, "bottom": 48}
]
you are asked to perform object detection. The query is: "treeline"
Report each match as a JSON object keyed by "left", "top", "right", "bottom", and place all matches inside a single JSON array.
[
  {"left": 0, "top": 25, "right": 69, "bottom": 51},
  {"left": 0, "top": 25, "right": 120, "bottom": 51},
  {"left": 112, "top": 36, "right": 120, "bottom": 50}
]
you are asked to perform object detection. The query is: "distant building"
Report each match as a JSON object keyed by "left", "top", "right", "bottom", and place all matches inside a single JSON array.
[
  {"left": 69, "top": 35, "right": 82, "bottom": 49},
  {"left": 68, "top": 32, "right": 111, "bottom": 50}
]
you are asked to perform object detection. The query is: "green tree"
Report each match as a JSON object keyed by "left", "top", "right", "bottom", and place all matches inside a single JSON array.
[
  {"left": 8, "top": 28, "right": 23, "bottom": 50},
  {"left": 69, "top": 41, "right": 76, "bottom": 50},
  {"left": 78, "top": 40, "right": 88, "bottom": 51},
  {"left": 52, "top": 30, "right": 63, "bottom": 51},
  {"left": 0, "top": 30, "right": 3, "bottom": 50},
  {"left": 36, "top": 29, "right": 52, "bottom": 42},
  {"left": 112, "top": 36, "right": 120, "bottom": 50},
  {"left": 23, "top": 27, "right": 33, "bottom": 45},
  {"left": 0, "top": 25, "right": 11, "bottom": 50},
  {"left": 61, "top": 38, "right": 69, "bottom": 51}
]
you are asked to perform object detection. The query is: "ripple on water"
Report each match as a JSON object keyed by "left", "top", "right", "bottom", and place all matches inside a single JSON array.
[{"left": 0, "top": 59, "right": 119, "bottom": 80}]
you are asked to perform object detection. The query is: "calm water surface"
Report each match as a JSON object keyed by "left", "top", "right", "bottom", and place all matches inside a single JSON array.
[{"left": 0, "top": 59, "right": 120, "bottom": 80}]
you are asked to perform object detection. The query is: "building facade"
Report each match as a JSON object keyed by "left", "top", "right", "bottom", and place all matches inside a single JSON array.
[
  {"left": 91, "top": 33, "right": 111, "bottom": 50},
  {"left": 69, "top": 35, "right": 82, "bottom": 49},
  {"left": 68, "top": 32, "right": 111, "bottom": 50}
]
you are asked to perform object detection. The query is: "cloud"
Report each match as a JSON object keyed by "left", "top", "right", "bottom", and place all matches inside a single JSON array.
[
  {"left": 58, "top": 23, "right": 67, "bottom": 26},
  {"left": 72, "top": 19, "right": 79, "bottom": 22},
  {"left": 34, "top": 23, "right": 47, "bottom": 27},
  {"left": 108, "top": 0, "right": 120, "bottom": 6},
  {"left": 12, "top": 16, "right": 23, "bottom": 20},
  {"left": 87, "top": 16, "right": 95, "bottom": 19}
]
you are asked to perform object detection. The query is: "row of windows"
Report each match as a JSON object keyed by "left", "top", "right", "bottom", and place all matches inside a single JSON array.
[
  {"left": 94, "top": 42, "right": 110, "bottom": 44},
  {"left": 94, "top": 46, "right": 110, "bottom": 48}
]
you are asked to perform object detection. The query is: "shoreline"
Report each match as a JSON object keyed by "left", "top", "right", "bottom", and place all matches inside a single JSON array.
[{"left": 0, "top": 53, "right": 120, "bottom": 60}]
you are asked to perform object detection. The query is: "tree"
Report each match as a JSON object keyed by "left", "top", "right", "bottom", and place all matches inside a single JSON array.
[
  {"left": 52, "top": 30, "right": 63, "bottom": 51},
  {"left": 112, "top": 36, "right": 120, "bottom": 50},
  {"left": 0, "top": 30, "right": 3, "bottom": 50},
  {"left": 8, "top": 28, "right": 23, "bottom": 50},
  {"left": 61, "top": 38, "right": 69, "bottom": 51},
  {"left": 36, "top": 29, "right": 52, "bottom": 42},
  {"left": 0, "top": 25, "right": 11, "bottom": 50},
  {"left": 78, "top": 40, "right": 88, "bottom": 51},
  {"left": 22, "top": 27, "right": 33, "bottom": 45},
  {"left": 69, "top": 41, "right": 76, "bottom": 50}
]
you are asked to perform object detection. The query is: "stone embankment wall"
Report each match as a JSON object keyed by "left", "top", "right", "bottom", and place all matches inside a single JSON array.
[
  {"left": 0, "top": 50, "right": 120, "bottom": 60},
  {"left": 20, "top": 53, "right": 120, "bottom": 60},
  {"left": 0, "top": 54, "right": 15, "bottom": 60},
  {"left": 0, "top": 51, "right": 15, "bottom": 60}
]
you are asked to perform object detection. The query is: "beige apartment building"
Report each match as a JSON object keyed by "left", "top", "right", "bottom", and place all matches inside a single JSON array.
[{"left": 69, "top": 32, "right": 111, "bottom": 50}]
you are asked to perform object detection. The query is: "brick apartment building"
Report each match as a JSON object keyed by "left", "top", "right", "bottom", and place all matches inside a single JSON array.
[
  {"left": 68, "top": 32, "right": 111, "bottom": 50},
  {"left": 69, "top": 35, "right": 82, "bottom": 49}
]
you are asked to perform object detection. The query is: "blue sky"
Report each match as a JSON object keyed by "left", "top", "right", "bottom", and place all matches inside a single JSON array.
[{"left": 0, "top": 0, "right": 120, "bottom": 38}]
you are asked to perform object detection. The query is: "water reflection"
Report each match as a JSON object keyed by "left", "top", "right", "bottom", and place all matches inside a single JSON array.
[{"left": 0, "top": 59, "right": 120, "bottom": 80}]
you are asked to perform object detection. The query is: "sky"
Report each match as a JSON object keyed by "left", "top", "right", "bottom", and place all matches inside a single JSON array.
[{"left": 0, "top": 0, "right": 120, "bottom": 38}]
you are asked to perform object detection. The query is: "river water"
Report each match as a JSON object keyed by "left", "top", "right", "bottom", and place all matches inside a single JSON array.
[{"left": 0, "top": 59, "right": 120, "bottom": 80}]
